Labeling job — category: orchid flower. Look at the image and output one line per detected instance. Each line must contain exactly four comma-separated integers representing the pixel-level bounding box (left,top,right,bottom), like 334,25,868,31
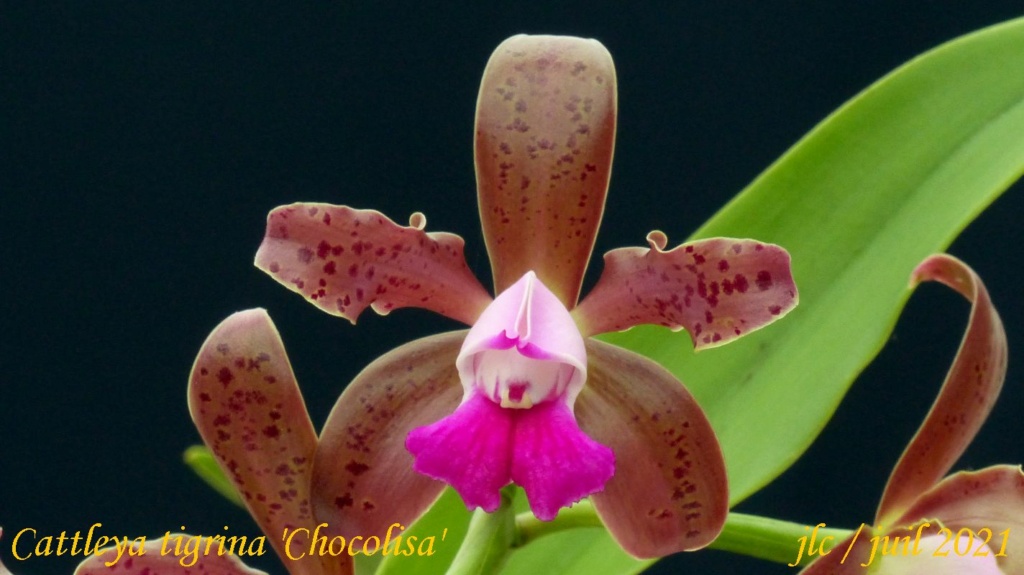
74,310,353,575
255,34,797,558
800,254,1024,575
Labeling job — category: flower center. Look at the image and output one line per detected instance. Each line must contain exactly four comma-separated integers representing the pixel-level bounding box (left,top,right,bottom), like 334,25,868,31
473,347,576,408
455,271,588,410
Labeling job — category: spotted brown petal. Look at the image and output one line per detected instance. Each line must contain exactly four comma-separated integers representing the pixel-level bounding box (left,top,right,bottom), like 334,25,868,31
576,339,728,558
894,466,1024,574
256,204,492,326
74,535,269,575
311,331,465,538
188,309,348,575
475,34,616,307
876,254,1007,526
573,234,797,348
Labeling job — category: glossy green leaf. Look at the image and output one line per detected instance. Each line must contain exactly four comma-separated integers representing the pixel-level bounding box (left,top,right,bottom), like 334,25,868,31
504,528,642,575
506,15,1024,575
373,488,472,575
605,14,1024,504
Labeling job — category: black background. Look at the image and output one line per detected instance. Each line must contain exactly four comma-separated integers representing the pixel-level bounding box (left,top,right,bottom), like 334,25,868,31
4,2,1023,574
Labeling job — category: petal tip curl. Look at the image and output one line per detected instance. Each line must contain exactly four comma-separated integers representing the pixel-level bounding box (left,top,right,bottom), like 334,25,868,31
575,236,798,349
877,253,1007,525
255,203,492,326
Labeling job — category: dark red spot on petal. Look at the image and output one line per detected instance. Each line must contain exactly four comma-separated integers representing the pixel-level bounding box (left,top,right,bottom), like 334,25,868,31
316,241,332,259
217,367,234,387
733,274,749,293
345,460,370,476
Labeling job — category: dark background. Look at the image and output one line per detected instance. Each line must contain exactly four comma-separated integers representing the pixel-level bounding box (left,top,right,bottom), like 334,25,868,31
3,2,1023,574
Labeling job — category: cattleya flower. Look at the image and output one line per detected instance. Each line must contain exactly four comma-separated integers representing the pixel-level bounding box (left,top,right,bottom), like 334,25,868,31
255,34,797,557
800,255,1024,575
73,311,352,575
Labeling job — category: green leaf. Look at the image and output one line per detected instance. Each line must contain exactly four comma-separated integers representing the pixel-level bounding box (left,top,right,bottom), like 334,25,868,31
608,14,1024,505
503,528,643,575
374,487,472,575
506,15,1024,575
182,445,244,507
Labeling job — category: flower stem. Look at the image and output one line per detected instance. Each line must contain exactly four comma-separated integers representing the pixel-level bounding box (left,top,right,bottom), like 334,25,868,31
513,501,603,548
445,486,517,575
514,504,853,567
710,513,853,566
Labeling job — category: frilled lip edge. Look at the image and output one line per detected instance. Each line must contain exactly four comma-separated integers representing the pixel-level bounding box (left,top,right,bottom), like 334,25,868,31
406,391,615,522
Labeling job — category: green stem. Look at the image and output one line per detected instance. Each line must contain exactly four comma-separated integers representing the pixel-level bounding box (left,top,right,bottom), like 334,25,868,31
711,513,853,567
445,486,517,575
513,501,603,548
514,504,853,567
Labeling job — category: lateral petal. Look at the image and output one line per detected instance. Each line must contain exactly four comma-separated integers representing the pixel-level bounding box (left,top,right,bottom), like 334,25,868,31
475,34,616,307
876,254,1007,525
74,535,269,575
894,466,1024,574
312,331,465,539
188,309,346,575
573,234,797,348
576,339,728,557
255,204,492,326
